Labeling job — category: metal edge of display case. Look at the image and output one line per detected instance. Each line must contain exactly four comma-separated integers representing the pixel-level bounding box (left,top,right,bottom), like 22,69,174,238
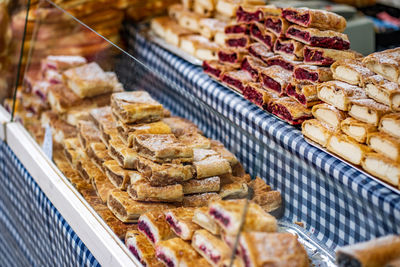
1,107,140,267
0,108,10,141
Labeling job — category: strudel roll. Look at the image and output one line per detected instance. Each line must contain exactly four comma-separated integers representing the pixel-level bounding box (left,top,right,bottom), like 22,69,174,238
331,59,374,86
164,207,200,240
194,1,214,17
91,170,115,203
177,9,205,33
89,106,117,147
182,193,222,207
77,154,102,183
265,55,303,72
165,21,194,47
108,190,174,223
225,34,251,49
336,235,400,267
251,189,282,214
236,5,280,23
362,153,400,187
194,148,232,178
264,15,290,38
128,180,184,203
96,208,137,240
219,182,249,199
302,119,335,147
317,81,367,111
286,82,320,107
312,103,347,129
162,116,201,137
41,55,86,71
269,97,313,125
199,18,227,40
108,138,139,169
168,4,185,21
203,60,235,80
282,7,347,32
364,75,400,111
362,47,400,84
249,22,276,51
111,91,164,124
273,38,304,61
125,230,163,267
239,232,309,267
243,82,280,109
240,55,268,82
192,207,220,235
218,49,246,68
247,43,274,63
215,0,265,18
304,46,361,66
294,65,333,83
379,113,400,139
192,229,232,266
349,99,390,126
180,35,220,60
182,176,220,194
117,121,172,147
138,210,176,246
208,199,277,235
221,70,253,93
368,132,400,162
77,120,101,150
178,132,211,149
151,16,173,39
103,160,134,190
340,118,377,143
225,23,248,35
327,133,371,165
210,140,239,167
259,65,292,95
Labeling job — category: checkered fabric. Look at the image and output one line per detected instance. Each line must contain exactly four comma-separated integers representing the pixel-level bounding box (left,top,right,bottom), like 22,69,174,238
0,140,99,267
120,23,400,250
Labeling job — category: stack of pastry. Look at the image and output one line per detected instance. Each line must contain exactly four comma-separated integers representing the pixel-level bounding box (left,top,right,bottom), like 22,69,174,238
125,199,309,267
302,47,400,189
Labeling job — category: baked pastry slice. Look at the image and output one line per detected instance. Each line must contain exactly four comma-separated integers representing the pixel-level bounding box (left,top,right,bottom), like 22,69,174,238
265,55,303,72
317,81,367,111
162,116,201,137
178,9,205,33
331,59,374,86
340,118,377,143
193,1,214,17
349,99,391,126
199,18,227,40
236,5,278,23
87,142,112,172
273,38,304,61
327,133,371,165
194,148,232,178
362,153,400,187
368,132,400,162
108,138,139,169
180,35,221,60
302,119,336,147
249,22,276,51
103,160,134,190
303,46,361,66
192,229,232,266
221,70,253,93
240,55,268,81
91,169,115,203
89,106,117,147
151,16,173,39
182,176,220,194
41,55,87,71
215,0,265,18
219,182,249,199
269,97,313,125
239,232,309,267
192,207,220,235
210,141,239,167
182,192,222,207
138,210,176,246
96,208,137,240
379,113,400,139
282,7,346,32
243,82,280,109
168,4,185,21
362,47,400,84
178,132,211,149
364,75,400,111
125,230,163,267
203,60,235,80
259,65,292,95
286,82,320,107
208,199,277,235
294,65,333,83
164,207,200,240
108,189,174,223
312,103,347,129
224,23,249,35
247,43,274,63
218,49,246,68
164,20,194,47
77,120,101,150
250,189,282,214
225,33,251,49
264,15,290,38
128,179,184,203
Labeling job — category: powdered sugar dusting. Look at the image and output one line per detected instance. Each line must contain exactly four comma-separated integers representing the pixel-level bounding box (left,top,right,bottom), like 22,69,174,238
351,98,391,111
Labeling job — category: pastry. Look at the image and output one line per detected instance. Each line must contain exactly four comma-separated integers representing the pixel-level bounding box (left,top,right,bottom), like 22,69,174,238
164,207,200,240
362,47,400,84
247,43,274,63
265,55,303,72
249,22,276,51
103,160,134,190
312,103,347,129
197,0,217,11
108,138,139,169
259,65,293,95
248,177,271,193
64,107,92,127
215,0,265,18
178,9,205,33
62,63,117,98
96,208,137,240
203,60,235,80
221,70,253,93
208,199,277,235
327,133,371,165
218,49,246,68
236,5,274,23
286,25,350,50
240,55,268,81
303,46,361,66
210,140,239,167
178,132,211,149
156,238,210,267
293,65,333,83
194,148,232,178
273,38,304,61
111,91,164,124
138,210,176,246
77,120,101,150
128,179,184,203
264,15,289,38
317,81,367,111
125,230,163,267
243,82,280,109
199,18,227,39
225,33,251,49
182,0,194,10
192,229,232,266
286,82,320,107
151,16,173,39
162,116,201,137
269,97,313,125
182,176,220,194
219,182,249,199
41,55,87,71
340,118,377,143
302,119,336,147
282,7,347,32
349,99,391,126
180,35,220,60
368,132,400,162
224,23,249,35
336,235,400,267
168,4,185,21
192,207,220,235
182,192,222,207
251,189,282,214
107,189,174,223
239,232,309,267
379,113,400,139
76,154,103,183
63,138,82,168
362,153,400,187
89,106,117,147
91,168,115,203
364,75,400,111
386,257,400,267
86,142,112,171
331,59,374,86
164,20,194,47
214,31,227,46
194,1,214,17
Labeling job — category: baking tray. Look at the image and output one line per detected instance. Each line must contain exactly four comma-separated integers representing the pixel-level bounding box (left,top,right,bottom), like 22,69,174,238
278,221,336,267
305,137,400,195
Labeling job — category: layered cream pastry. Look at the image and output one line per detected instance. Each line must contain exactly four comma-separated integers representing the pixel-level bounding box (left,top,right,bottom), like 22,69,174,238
303,46,361,66
362,153,400,187
182,176,220,194
218,49,246,68
221,70,253,93
265,55,303,71
138,210,176,246
331,59,374,86
178,9,205,33
193,148,231,178
340,118,377,143
199,18,227,39
317,81,367,111
362,47,400,84
273,38,304,61
293,65,333,83
286,82,319,107
243,82,280,109
89,106,117,147
349,99,390,126
364,75,400,111
302,119,335,147
125,230,163,267
259,65,293,95
128,179,183,203
151,16,173,39
180,35,220,60
192,207,220,235
219,182,249,199
368,132,400,162
379,113,400,139
215,0,265,18
249,22,276,51
247,43,274,63
264,15,289,38
164,207,200,240
327,133,371,165
240,55,268,82
203,60,235,80
164,20,194,47
103,160,134,190
312,103,347,129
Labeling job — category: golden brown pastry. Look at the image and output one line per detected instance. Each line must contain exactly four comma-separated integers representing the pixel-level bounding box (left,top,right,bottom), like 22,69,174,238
182,176,220,194
138,210,176,246
265,55,303,72
162,116,201,137
217,49,247,68
202,60,236,80
259,65,292,96
236,5,282,23
285,82,320,107
302,119,336,147
219,182,249,199
243,82,280,109
362,153,400,187
199,18,227,40
294,64,333,83
86,142,112,171
327,133,371,165
349,99,390,126
192,207,220,235
240,55,268,82
91,169,115,204
304,46,362,66
168,4,185,21
221,70,253,93
362,47,400,84
180,35,220,61
210,141,239,167
164,207,200,240
128,179,184,203
274,38,304,61
379,113,400,139
77,120,102,150
312,103,347,129
42,55,87,71
178,132,211,149
125,230,164,267
151,16,174,39
194,148,232,178
268,97,313,125
193,1,214,18
367,132,400,162
177,9,205,33
249,21,276,51
89,106,118,147
103,160,133,190
215,0,265,18
247,42,274,63
182,192,222,207
164,20,195,47
364,75,400,111
108,138,139,170
331,59,374,87
264,15,289,38
340,118,377,143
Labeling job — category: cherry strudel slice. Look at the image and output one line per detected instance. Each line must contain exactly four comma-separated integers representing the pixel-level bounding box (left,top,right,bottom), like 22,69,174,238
269,97,312,125
367,132,400,162
236,5,264,23
216,0,265,18
312,103,347,130
286,82,320,107
125,230,164,267
240,55,268,82
327,133,371,165
182,176,220,194
302,119,335,147
362,47,400,84
192,207,220,235
282,7,347,32
221,70,253,93
243,82,280,109
138,210,176,246
225,34,251,49
331,59,374,86
264,15,289,38
364,75,400,111
259,65,292,95
273,38,304,61
203,60,235,80
194,148,232,178
265,55,302,71
164,207,201,240
224,23,248,35
218,49,246,68
303,46,362,66
249,22,276,51
294,64,332,83
247,43,274,63
362,153,400,187
349,99,391,126
379,113,400,139
340,117,377,143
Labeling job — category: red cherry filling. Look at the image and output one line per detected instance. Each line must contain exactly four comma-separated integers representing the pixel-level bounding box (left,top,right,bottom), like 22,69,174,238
286,84,307,105
282,10,310,26
294,68,318,82
156,252,175,267
248,46,261,60
243,85,263,107
240,245,252,267
35,90,46,101
45,63,58,70
138,221,156,244
222,75,245,92
287,28,350,50
250,24,273,49
199,244,221,264
304,48,333,65
241,58,259,81
165,215,182,235
275,41,294,55
225,24,247,34
267,59,293,71
261,74,282,93
226,37,248,48
287,27,310,42
127,245,147,267
218,51,237,64
203,61,222,78
209,209,230,226
236,7,263,23
265,18,282,34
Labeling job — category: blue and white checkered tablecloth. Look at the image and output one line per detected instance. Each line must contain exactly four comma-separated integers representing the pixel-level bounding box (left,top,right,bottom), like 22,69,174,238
119,23,400,250
0,140,99,267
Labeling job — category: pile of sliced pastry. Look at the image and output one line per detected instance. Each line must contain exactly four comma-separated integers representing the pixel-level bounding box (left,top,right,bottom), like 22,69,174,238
302,47,400,189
